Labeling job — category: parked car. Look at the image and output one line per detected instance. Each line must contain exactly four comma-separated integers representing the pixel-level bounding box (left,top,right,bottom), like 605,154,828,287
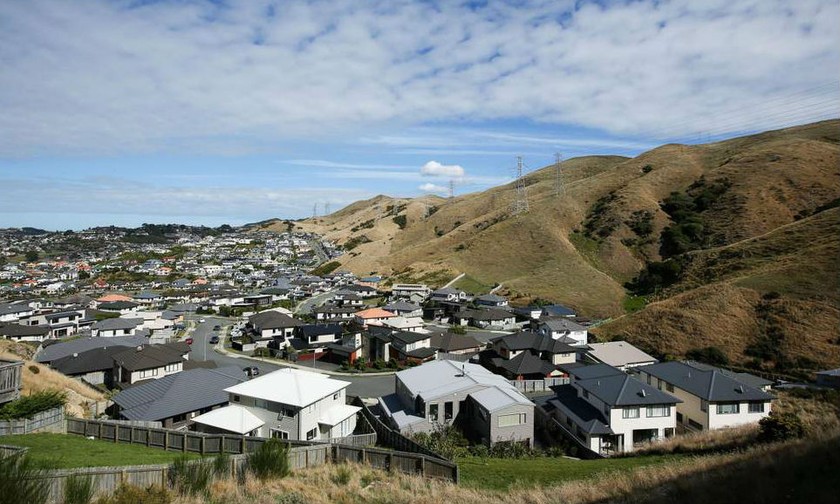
199,318,206,323
213,324,221,331
243,366,260,378
185,337,194,345
209,335,220,344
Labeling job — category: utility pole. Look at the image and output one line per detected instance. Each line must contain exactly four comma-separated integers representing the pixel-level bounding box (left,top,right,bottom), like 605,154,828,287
324,203,330,216
511,156,529,215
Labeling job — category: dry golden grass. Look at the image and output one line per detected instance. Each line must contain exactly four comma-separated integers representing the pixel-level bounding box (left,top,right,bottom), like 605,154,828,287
0,340,104,417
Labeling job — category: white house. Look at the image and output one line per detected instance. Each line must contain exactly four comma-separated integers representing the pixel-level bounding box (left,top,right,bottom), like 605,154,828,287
91,318,144,338
547,364,681,455
192,368,360,441
538,317,588,346
637,361,773,432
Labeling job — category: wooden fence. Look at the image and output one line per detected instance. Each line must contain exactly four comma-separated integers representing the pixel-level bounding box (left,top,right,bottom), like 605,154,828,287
352,396,448,461
0,359,23,404
509,377,569,394
28,432,457,502
0,406,66,436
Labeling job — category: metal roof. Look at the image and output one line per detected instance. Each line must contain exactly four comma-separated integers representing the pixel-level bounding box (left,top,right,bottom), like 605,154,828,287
548,385,613,435
35,335,149,363
586,341,658,368
191,404,264,434
576,373,682,407
224,368,350,407
641,361,774,402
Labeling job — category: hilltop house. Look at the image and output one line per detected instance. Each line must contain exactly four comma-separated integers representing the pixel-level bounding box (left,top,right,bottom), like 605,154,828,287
430,287,468,303
546,364,681,455
191,368,360,440
378,360,534,447
637,361,773,432
390,284,431,303
475,294,509,307
0,323,51,342
453,308,517,330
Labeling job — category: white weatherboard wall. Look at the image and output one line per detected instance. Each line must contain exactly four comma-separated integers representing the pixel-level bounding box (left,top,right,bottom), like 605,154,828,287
708,400,771,430
608,405,676,451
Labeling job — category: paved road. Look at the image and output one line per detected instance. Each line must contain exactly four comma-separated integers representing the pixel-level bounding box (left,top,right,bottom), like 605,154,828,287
184,314,394,399
295,289,336,315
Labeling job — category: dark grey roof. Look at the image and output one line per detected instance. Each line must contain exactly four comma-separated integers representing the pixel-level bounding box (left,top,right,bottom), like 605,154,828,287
468,308,514,321
566,363,626,381
36,335,149,363
45,310,83,321
429,332,482,352
641,361,773,402
405,347,438,359
133,291,161,300
50,346,126,375
493,331,578,355
392,330,431,344
248,310,303,329
0,303,33,316
493,351,557,377
817,368,840,377
541,305,576,317
0,323,50,338
113,343,186,371
99,301,139,310
300,324,343,338
576,373,681,407
92,318,143,331
683,361,773,389
383,301,422,312
540,317,586,332
113,366,244,421
548,385,613,435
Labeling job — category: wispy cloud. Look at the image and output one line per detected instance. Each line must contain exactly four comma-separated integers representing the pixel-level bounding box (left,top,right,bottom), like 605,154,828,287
0,0,836,157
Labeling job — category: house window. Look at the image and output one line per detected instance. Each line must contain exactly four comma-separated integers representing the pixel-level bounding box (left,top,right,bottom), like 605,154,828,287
700,400,708,412
270,429,289,440
716,403,740,415
665,383,674,393
429,404,439,422
444,401,453,420
664,428,675,438
582,390,589,399
306,428,317,441
498,413,527,427
164,363,179,372
622,407,640,419
688,419,704,431
255,399,268,409
232,395,240,403
333,393,340,400
748,402,765,414
646,405,670,417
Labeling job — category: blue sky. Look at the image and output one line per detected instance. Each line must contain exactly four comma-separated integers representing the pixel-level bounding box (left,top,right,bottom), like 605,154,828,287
1,0,838,230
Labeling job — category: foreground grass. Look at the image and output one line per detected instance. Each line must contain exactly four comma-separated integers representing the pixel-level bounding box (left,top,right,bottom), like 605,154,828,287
457,454,679,491
0,433,201,468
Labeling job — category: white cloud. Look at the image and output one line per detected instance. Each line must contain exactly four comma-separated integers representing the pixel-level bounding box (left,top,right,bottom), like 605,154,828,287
0,0,837,156
418,183,449,193
420,161,465,178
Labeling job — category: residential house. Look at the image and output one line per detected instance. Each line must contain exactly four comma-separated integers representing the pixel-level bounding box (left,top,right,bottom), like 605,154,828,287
816,368,840,389
0,323,50,342
547,364,680,455
541,304,576,318
43,310,84,338
378,360,534,447
354,307,397,328
381,316,426,333
637,361,774,432
295,324,343,350
455,308,517,330
98,301,140,315
343,284,378,298
35,335,149,364
191,368,360,440
91,318,144,337
430,332,484,356
537,317,588,346
133,291,164,307
430,287,468,303
50,346,127,387
313,305,356,323
486,330,578,380
390,284,431,302
586,341,658,371
326,331,364,365
0,302,35,323
112,343,189,386
112,367,245,429
382,301,423,318
247,310,304,348
475,294,509,308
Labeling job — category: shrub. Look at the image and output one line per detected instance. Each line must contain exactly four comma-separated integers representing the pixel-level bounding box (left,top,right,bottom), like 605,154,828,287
331,464,353,485
64,473,97,504
0,451,51,504
169,456,213,496
642,164,653,173
93,484,171,504
247,439,291,480
0,390,67,420
392,215,407,229
758,411,805,443
212,452,231,478
686,346,729,366
28,365,40,374
276,492,307,504
449,325,466,335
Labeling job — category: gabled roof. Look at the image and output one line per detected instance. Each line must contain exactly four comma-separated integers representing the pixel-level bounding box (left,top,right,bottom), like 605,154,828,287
429,332,482,352
548,385,613,435
113,343,185,371
641,361,773,402
576,373,681,407
50,346,126,375
114,367,244,421
299,324,343,338
0,323,50,338
224,368,350,407
540,317,586,332
36,335,149,363
566,363,626,380
390,330,431,345
541,304,576,317
92,318,143,331
493,351,557,377
396,360,531,408
683,361,773,390
191,404,264,434
248,310,303,330
99,301,140,310
383,301,422,312
493,331,578,355
468,308,514,322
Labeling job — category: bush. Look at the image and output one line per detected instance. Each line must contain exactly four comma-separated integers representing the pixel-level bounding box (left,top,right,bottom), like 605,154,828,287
686,346,729,366
28,365,40,374
0,390,67,420
64,473,97,504
169,456,213,496
392,215,407,229
642,164,653,173
0,451,51,504
212,452,231,478
93,484,171,504
247,438,291,480
331,464,353,485
276,492,307,504
758,411,805,443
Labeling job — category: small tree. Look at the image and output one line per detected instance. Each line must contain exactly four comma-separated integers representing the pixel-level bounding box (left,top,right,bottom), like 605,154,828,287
25,250,39,262
758,411,805,443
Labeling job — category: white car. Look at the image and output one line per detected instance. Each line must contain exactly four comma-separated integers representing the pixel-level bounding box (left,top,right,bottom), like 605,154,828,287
199,318,206,323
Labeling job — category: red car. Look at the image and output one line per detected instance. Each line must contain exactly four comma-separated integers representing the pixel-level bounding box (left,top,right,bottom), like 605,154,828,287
185,337,194,345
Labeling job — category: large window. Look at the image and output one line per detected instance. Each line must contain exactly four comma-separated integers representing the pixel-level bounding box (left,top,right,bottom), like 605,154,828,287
748,402,765,413
306,428,317,440
444,401,453,420
646,405,670,418
429,404,439,422
255,399,268,409
716,402,740,415
498,413,527,427
622,407,640,419
270,429,289,440
665,383,674,393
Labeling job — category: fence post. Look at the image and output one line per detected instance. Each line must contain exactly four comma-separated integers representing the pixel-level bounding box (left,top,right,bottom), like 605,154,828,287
419,455,425,475
98,422,102,440
387,452,393,472
130,427,134,444
164,432,169,451
183,433,187,453
200,436,206,455
146,427,151,447
114,425,119,443
240,437,245,454
220,435,226,454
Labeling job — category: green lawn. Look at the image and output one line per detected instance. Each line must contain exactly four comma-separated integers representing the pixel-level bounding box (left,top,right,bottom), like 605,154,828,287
457,454,681,491
0,433,202,469
622,294,647,313
451,275,493,296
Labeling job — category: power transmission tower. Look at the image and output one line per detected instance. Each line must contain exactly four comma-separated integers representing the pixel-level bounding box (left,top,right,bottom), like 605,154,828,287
554,152,564,197
324,203,331,216
449,179,455,199
312,203,317,219
511,156,529,215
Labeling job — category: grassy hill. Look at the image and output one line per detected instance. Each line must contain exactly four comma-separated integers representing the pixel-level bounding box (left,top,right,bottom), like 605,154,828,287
259,120,840,372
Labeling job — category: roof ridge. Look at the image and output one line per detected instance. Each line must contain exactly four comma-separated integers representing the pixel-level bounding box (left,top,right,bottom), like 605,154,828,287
616,374,631,404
